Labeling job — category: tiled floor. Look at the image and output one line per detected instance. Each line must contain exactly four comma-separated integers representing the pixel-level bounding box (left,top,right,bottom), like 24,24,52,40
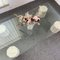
14,32,60,60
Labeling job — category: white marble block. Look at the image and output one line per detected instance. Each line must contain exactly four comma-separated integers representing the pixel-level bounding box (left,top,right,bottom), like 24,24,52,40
36,5,48,18
2,0,9,5
0,0,9,8
50,21,60,33
0,0,4,7
6,46,20,58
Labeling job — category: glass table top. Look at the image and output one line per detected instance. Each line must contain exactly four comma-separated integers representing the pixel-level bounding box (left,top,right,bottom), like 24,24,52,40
0,2,60,60
0,2,60,55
